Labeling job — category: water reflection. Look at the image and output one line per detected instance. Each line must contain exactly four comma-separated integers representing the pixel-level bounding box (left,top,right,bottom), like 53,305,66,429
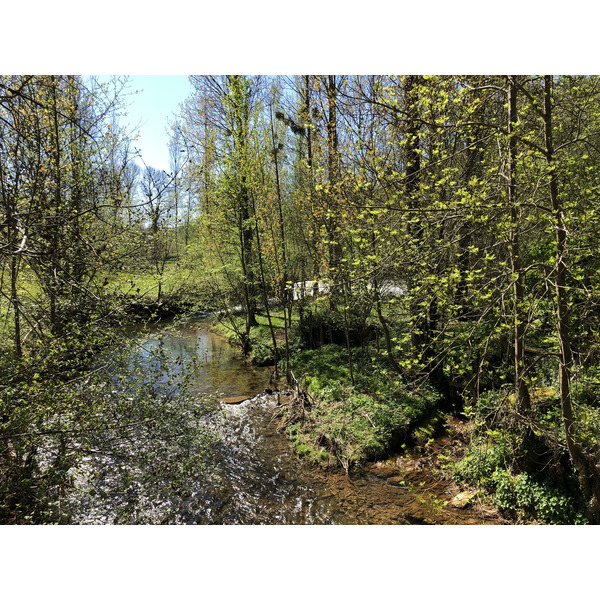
137,322,273,397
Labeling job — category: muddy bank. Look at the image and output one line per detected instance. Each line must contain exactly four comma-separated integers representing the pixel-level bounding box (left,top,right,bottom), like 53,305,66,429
294,416,507,525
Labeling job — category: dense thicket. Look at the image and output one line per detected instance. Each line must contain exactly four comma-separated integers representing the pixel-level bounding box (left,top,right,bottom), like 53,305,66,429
177,75,600,521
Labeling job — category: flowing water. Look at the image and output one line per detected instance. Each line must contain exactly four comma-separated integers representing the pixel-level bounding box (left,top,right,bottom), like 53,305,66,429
68,318,491,525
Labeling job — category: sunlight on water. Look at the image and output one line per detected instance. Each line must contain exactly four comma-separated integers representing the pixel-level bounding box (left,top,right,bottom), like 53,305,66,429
68,320,439,525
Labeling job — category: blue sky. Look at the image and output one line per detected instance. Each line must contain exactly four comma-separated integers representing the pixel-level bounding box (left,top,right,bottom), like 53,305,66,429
118,75,192,173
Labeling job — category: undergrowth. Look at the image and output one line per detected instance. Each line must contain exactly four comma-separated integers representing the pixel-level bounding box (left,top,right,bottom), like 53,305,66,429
449,388,593,524
284,345,440,470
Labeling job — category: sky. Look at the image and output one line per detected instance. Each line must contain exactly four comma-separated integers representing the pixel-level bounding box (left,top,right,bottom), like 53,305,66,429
116,75,192,174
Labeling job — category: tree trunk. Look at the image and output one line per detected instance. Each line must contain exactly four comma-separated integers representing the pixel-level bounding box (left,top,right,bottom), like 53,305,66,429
49,76,62,334
270,102,291,381
239,177,258,328
10,254,22,358
252,200,279,379
544,75,600,520
508,75,531,413
375,295,401,375
325,75,342,291
404,76,426,360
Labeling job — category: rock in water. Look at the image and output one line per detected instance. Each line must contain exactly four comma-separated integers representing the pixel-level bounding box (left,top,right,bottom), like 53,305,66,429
386,476,406,486
450,491,477,508
219,396,250,404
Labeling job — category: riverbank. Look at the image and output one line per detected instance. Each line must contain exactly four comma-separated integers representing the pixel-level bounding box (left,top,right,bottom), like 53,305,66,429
203,313,508,524
207,303,596,525
277,399,508,524
128,307,569,524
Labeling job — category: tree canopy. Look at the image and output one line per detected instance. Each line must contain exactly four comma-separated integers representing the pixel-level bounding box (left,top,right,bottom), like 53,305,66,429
3,75,600,523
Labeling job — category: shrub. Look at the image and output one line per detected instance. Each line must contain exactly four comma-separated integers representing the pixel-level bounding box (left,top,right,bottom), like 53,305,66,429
492,471,588,524
452,434,589,524
250,340,276,366
452,439,510,487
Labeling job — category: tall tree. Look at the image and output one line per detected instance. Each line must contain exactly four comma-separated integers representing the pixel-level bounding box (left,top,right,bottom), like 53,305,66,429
183,75,263,349
542,75,600,518
507,75,531,412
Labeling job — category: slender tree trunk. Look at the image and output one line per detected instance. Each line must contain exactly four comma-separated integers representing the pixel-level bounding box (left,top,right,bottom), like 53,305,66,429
404,76,426,360
230,76,258,329
303,76,319,283
49,76,62,333
305,76,313,181
67,76,84,289
10,254,22,359
203,98,211,217
240,176,258,328
324,75,341,298
0,132,23,358
270,102,291,381
252,198,279,379
185,190,191,246
238,207,254,348
375,295,401,375
325,75,341,287
343,305,355,386
326,76,338,178
544,75,600,520
508,75,531,412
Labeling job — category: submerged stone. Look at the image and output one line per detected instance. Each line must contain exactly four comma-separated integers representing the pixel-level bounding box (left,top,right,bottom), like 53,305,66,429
219,396,250,404
451,491,477,508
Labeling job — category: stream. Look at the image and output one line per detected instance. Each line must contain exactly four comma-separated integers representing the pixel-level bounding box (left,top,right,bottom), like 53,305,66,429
67,318,493,525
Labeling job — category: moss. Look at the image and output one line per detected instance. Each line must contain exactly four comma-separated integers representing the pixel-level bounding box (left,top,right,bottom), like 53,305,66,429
285,345,440,469
295,444,311,457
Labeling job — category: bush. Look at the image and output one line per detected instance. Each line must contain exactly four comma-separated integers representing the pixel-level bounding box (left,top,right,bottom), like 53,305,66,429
493,471,588,524
452,434,589,524
250,340,276,366
452,439,511,488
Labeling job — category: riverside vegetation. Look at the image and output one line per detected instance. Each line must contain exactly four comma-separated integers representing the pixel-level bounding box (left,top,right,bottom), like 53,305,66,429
2,75,600,524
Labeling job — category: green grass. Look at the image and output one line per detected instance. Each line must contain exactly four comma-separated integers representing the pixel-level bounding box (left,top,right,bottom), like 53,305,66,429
285,345,440,469
103,262,197,298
